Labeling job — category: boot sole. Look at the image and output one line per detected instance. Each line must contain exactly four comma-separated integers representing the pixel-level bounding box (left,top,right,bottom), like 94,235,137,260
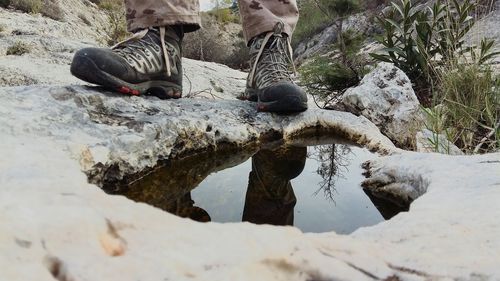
246,88,308,114
71,55,182,99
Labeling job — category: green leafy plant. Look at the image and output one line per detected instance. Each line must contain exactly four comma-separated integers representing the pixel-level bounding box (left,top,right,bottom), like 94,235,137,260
370,0,491,104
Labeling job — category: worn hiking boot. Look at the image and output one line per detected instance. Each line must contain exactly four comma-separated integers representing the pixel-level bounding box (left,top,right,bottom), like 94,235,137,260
71,26,183,99
242,22,308,113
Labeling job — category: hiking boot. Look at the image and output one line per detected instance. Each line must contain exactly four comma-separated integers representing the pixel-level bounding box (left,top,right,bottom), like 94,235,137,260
242,22,308,113
71,26,183,99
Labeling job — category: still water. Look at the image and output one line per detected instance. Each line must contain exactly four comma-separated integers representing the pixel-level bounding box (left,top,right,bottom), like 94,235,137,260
108,141,406,233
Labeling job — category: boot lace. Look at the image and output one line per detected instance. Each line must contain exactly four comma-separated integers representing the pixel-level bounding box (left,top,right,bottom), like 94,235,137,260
248,22,297,89
111,27,173,76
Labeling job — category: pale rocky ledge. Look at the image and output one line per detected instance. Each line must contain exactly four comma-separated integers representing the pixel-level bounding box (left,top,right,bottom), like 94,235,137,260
1,5,500,281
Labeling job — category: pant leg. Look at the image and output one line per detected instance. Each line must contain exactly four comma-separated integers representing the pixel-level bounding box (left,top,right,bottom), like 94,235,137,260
124,0,201,33
238,0,299,43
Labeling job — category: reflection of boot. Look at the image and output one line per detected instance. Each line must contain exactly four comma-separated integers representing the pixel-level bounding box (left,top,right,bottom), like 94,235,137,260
242,146,307,226
169,193,211,223
363,189,409,220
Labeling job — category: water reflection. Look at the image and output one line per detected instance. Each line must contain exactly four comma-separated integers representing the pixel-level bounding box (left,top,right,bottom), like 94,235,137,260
105,141,408,233
242,146,306,226
310,144,352,202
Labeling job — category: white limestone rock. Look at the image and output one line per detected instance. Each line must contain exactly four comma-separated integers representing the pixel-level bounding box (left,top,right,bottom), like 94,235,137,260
415,129,464,155
0,84,395,185
1,111,499,280
1,4,500,280
341,63,424,148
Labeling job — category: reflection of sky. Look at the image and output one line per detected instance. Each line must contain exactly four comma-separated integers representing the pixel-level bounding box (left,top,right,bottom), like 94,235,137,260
191,145,384,234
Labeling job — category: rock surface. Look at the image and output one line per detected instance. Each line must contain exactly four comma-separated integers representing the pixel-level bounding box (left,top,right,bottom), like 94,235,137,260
2,3,500,281
0,83,395,185
294,13,374,64
1,83,499,280
340,63,424,148
415,129,464,155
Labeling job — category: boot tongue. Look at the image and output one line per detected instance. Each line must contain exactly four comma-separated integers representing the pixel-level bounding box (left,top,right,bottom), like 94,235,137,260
149,26,181,42
250,33,286,56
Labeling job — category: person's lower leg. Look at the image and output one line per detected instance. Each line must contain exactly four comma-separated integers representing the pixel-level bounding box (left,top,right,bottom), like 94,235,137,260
238,0,307,113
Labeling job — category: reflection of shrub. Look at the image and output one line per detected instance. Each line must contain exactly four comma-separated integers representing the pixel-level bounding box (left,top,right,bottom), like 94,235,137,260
6,41,31,55
10,0,42,13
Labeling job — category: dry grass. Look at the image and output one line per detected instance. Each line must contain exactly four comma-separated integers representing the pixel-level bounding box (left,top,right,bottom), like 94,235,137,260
429,64,500,153
183,12,249,70
6,41,31,55
78,13,91,26
98,0,128,46
41,0,64,21
10,0,42,13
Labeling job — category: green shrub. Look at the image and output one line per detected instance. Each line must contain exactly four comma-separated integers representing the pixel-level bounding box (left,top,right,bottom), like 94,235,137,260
431,64,500,153
0,0,10,8
370,0,489,104
300,30,367,107
10,0,42,13
6,41,31,55
298,0,366,107
207,8,239,24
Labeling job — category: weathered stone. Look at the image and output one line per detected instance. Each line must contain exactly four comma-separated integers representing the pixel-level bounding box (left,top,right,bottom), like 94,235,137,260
1,91,499,280
340,63,424,148
415,129,464,155
0,83,395,185
1,3,500,281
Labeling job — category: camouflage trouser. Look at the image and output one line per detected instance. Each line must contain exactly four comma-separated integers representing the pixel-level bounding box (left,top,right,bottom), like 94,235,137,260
124,0,299,42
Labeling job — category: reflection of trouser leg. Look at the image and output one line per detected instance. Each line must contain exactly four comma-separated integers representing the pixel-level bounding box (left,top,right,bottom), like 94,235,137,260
124,0,201,32
242,146,306,226
166,193,212,223
238,0,299,43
